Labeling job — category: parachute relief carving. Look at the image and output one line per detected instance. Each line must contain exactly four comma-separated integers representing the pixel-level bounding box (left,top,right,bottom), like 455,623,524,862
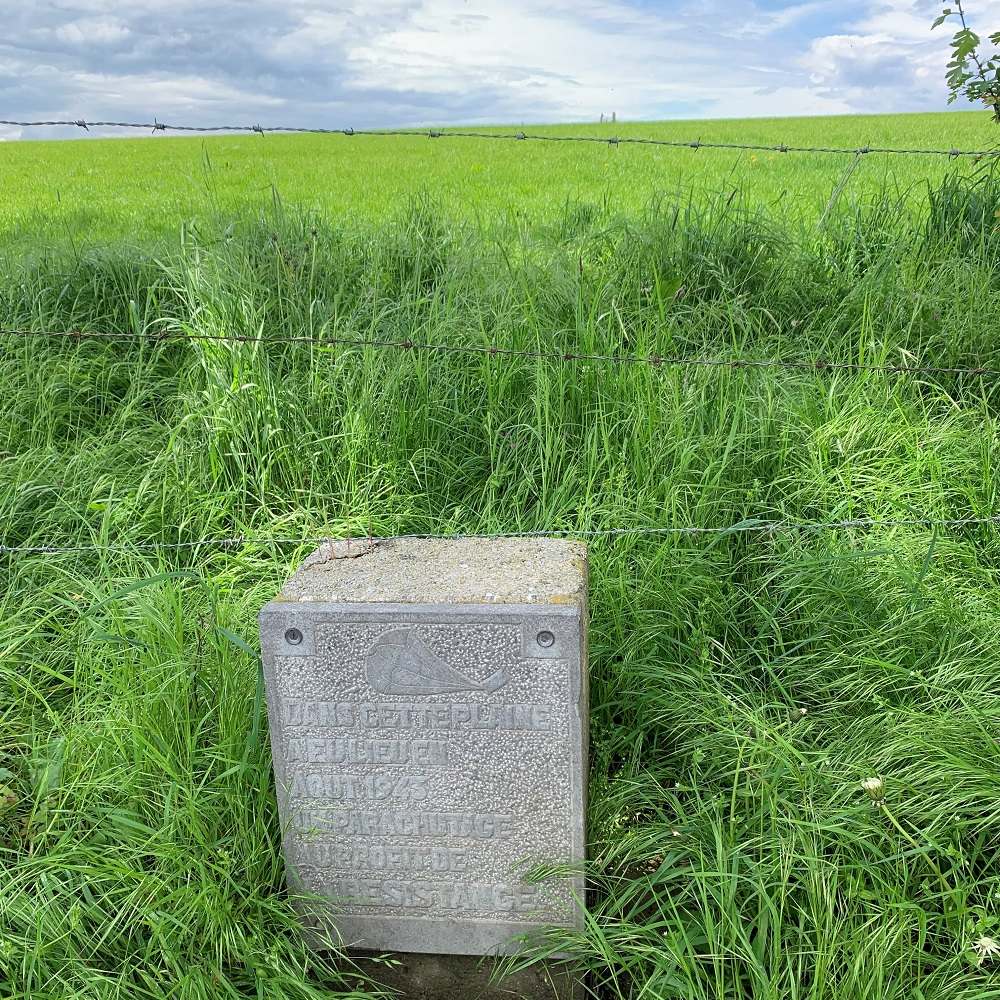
366,628,511,695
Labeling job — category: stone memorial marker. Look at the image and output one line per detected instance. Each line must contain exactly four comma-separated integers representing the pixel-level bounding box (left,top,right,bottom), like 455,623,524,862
259,536,587,988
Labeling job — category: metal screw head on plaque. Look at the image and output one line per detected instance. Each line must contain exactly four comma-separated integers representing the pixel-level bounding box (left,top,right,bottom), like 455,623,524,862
258,536,588,958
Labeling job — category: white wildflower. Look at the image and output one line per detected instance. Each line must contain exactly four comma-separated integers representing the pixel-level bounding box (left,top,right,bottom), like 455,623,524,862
861,776,885,805
974,936,1000,966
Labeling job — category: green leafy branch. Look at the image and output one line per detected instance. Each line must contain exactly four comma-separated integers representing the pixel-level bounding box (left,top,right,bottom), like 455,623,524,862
934,1,1000,122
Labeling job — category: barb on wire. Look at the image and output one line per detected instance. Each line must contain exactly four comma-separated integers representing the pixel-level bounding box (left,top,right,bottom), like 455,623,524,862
1,118,998,158
2,514,999,557
3,326,1000,381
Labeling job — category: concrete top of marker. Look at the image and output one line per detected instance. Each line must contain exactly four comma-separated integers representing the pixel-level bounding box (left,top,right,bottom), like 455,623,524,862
276,536,587,606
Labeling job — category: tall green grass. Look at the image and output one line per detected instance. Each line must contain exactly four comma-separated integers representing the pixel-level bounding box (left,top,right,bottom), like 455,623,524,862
2,169,1000,998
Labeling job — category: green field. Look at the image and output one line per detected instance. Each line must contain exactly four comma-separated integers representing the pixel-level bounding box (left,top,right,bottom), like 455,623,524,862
0,111,997,247
2,111,1000,999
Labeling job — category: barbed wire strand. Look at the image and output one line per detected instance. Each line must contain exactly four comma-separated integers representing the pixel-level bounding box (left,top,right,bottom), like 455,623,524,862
0,119,997,158
3,514,1000,556
4,327,1000,380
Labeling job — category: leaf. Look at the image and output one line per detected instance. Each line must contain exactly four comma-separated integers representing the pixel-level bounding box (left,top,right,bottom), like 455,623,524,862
947,67,972,89
84,570,205,616
243,662,266,766
953,28,981,61
30,737,64,798
703,517,775,551
909,528,938,610
105,810,157,840
212,627,268,767
0,783,17,813
215,626,256,657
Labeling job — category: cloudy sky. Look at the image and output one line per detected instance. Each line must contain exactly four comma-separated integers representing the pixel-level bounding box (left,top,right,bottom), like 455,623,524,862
1,0,998,139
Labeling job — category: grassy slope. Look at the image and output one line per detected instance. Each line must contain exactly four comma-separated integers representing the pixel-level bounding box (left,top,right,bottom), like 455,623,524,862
0,111,997,247
2,121,1000,999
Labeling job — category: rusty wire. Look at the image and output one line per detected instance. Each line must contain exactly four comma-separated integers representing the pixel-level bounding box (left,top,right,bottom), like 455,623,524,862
3,515,1000,557
4,327,1000,380
1,118,998,158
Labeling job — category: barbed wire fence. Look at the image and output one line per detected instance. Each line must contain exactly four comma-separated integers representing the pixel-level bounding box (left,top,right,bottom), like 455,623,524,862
5,515,1000,557
2,117,999,158
2,114,999,559
4,327,1000,379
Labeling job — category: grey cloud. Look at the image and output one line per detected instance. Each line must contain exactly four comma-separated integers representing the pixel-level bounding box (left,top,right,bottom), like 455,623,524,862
2,1,447,128
0,0,969,138
3,0,599,132
802,31,950,112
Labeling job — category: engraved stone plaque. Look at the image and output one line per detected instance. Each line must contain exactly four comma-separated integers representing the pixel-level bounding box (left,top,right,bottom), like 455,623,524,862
259,537,588,956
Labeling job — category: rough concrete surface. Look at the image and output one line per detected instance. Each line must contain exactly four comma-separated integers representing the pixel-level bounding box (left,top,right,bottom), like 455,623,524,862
258,536,587,973
275,536,588,606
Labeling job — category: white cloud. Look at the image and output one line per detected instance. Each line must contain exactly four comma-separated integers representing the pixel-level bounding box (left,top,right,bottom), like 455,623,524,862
346,0,690,117
803,0,1000,111
0,0,993,135
857,0,1000,40
729,0,841,39
344,0,854,122
55,17,130,45
67,71,287,109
